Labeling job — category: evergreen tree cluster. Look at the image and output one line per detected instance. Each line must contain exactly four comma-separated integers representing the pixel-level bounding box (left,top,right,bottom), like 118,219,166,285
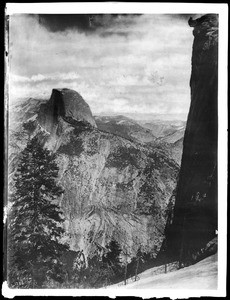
8,136,69,288
59,240,156,288
69,240,123,288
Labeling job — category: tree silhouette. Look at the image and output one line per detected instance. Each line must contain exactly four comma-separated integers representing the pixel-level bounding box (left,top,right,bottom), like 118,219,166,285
102,239,122,282
8,136,69,288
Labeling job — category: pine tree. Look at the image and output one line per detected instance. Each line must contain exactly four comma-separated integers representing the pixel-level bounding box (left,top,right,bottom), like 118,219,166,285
104,240,121,267
102,239,123,283
22,120,37,140
8,136,69,288
134,246,142,280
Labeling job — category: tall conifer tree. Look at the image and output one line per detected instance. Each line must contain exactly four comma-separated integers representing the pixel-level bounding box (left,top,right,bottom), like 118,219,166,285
8,136,69,288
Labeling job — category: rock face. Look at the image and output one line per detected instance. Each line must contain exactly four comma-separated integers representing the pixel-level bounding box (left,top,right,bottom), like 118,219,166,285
164,14,218,262
9,89,179,263
55,128,179,262
37,88,97,135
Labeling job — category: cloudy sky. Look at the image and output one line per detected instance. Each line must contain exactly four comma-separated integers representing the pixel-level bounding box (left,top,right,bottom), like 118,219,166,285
8,14,196,119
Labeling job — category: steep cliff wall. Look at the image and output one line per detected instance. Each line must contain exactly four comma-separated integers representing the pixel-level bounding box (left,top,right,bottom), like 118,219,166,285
55,128,178,262
164,14,218,262
10,88,179,263
41,107,179,261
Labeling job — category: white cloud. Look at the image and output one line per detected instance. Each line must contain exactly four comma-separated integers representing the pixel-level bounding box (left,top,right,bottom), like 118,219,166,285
8,14,194,117
10,72,80,83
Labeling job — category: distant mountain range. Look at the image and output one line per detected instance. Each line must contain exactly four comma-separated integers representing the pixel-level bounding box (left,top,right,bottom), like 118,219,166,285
94,114,185,165
97,112,188,122
139,119,186,139
94,115,157,144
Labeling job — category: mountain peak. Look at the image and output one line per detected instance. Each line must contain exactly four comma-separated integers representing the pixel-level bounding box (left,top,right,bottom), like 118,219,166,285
37,88,97,135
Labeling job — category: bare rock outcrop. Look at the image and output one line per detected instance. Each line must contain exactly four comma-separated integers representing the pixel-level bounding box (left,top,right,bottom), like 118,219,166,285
37,88,96,135
164,14,218,263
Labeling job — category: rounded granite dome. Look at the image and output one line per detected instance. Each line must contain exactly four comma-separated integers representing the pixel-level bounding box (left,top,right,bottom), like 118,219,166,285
51,88,96,127
38,88,97,134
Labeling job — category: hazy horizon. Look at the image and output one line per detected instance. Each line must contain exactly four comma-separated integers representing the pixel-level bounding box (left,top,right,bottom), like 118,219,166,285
94,111,188,122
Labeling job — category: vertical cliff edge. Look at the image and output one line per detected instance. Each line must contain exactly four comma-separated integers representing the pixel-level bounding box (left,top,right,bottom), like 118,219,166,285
163,14,218,263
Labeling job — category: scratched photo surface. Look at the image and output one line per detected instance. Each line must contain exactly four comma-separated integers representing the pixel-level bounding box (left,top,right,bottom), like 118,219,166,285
4,4,227,298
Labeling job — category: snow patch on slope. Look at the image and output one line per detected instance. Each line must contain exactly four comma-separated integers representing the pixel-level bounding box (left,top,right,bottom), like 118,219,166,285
107,254,217,290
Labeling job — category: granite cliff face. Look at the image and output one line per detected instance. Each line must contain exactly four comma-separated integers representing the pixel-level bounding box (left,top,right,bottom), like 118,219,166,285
164,14,218,262
55,128,178,262
38,88,97,135
9,88,179,263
